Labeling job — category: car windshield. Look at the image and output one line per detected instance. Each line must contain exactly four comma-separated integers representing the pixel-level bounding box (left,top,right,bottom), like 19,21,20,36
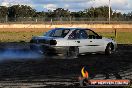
44,28,70,38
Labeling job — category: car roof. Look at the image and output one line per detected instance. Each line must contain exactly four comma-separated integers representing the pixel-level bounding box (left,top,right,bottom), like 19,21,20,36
54,28,91,30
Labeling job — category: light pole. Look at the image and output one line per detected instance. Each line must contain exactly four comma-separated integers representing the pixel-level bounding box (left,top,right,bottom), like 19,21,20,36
108,0,111,24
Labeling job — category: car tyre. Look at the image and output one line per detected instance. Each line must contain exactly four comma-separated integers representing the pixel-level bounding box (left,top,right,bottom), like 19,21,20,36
30,45,45,54
105,43,113,55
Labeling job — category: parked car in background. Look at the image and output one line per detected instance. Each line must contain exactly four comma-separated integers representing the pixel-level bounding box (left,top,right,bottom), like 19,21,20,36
30,28,117,58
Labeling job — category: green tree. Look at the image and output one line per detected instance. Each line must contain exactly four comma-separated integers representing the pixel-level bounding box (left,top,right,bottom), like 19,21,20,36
0,6,8,18
84,6,112,20
8,5,36,21
53,8,70,18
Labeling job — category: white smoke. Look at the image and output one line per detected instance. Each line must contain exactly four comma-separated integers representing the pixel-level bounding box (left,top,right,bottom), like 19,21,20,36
0,48,43,61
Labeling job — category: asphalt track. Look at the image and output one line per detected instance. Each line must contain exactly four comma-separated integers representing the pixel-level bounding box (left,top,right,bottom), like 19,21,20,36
0,43,131,88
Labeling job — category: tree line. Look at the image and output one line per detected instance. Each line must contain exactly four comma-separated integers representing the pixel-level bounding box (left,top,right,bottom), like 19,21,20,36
0,5,132,21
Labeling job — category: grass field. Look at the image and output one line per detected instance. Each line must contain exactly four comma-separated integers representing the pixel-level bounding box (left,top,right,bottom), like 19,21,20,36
0,32,42,42
0,28,132,44
99,32,132,44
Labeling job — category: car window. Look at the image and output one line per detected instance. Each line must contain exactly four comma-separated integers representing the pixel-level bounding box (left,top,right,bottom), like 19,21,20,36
85,30,99,39
43,30,52,36
78,30,88,39
62,29,70,37
68,30,77,39
68,30,88,39
44,28,70,38
53,30,63,37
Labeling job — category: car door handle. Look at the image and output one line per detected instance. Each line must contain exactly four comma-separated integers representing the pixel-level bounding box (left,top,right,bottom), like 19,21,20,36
90,41,92,42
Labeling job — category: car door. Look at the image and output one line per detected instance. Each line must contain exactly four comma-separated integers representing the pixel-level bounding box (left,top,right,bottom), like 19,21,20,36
85,29,105,52
68,29,89,53
68,29,105,53
76,30,90,53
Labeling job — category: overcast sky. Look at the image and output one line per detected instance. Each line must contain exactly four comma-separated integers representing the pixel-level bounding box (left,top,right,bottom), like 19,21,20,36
0,0,132,13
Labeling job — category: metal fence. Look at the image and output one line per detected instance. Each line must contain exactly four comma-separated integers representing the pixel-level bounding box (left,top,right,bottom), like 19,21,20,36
0,17,132,24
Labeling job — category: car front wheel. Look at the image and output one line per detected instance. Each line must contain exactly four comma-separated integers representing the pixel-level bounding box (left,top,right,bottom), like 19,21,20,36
105,43,113,55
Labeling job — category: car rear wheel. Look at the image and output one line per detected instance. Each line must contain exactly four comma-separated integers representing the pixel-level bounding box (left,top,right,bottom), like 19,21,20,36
30,45,45,54
65,46,79,58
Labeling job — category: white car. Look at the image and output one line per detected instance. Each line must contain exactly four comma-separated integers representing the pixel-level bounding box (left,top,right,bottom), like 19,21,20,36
30,28,117,58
